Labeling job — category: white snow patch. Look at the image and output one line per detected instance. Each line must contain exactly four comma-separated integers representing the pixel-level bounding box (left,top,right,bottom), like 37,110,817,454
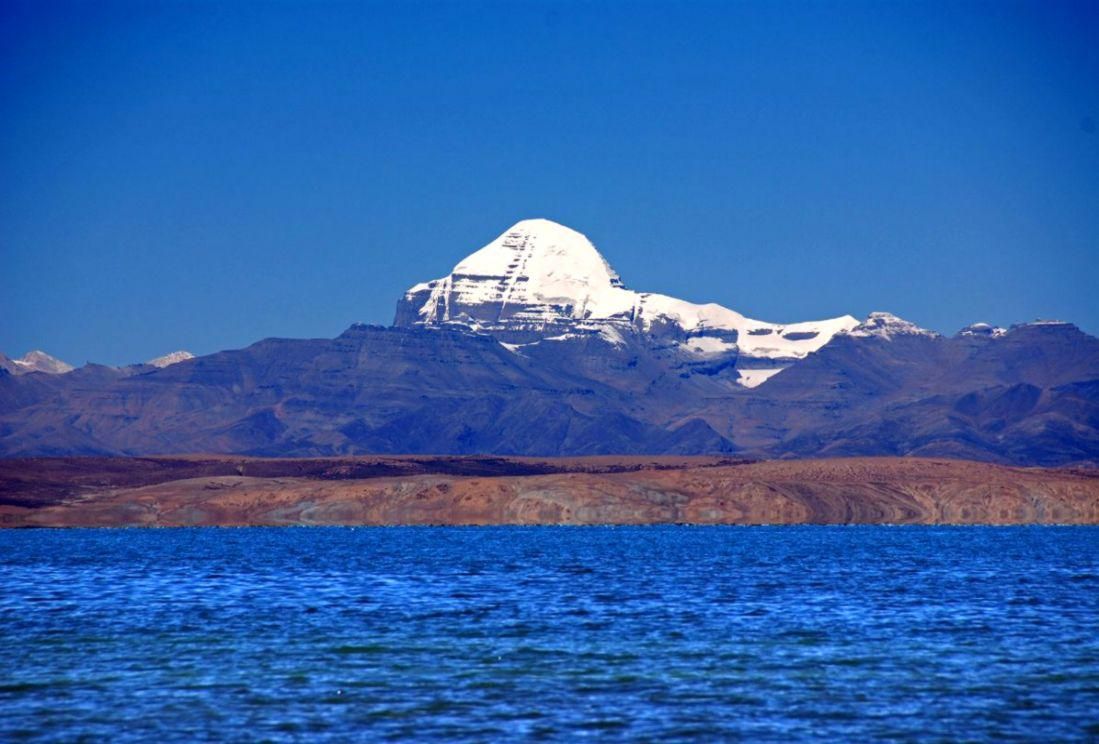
1020,319,1072,327
737,367,786,388
958,323,1006,338
147,350,195,368
684,336,737,355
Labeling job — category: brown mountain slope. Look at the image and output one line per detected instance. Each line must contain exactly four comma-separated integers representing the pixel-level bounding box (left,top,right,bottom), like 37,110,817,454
2,456,1096,527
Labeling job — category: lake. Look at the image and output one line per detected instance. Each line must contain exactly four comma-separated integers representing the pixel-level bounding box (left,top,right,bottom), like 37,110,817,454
2,527,1097,741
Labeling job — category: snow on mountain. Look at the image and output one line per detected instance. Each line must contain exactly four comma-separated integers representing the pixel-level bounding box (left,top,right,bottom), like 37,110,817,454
147,351,195,368
1015,319,1074,329
843,312,938,340
737,367,787,388
396,218,858,363
9,350,74,375
958,323,1007,338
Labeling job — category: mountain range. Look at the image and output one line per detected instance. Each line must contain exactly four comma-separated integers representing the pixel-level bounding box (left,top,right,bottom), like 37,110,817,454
3,218,1097,465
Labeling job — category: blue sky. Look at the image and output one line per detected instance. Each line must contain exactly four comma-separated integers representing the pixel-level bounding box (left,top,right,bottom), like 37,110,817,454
2,0,1097,366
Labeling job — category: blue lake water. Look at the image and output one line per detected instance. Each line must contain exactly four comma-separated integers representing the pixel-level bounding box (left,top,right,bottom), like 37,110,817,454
2,527,1098,741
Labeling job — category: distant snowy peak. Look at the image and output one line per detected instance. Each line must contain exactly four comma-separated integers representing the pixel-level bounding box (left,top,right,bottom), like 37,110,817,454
940,320,1077,340
395,218,858,362
1013,319,1075,330
147,351,195,368
958,322,1007,338
844,312,939,340
9,350,74,375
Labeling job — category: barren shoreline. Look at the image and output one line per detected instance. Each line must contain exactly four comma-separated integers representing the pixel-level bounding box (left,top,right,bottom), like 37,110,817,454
1,455,1095,528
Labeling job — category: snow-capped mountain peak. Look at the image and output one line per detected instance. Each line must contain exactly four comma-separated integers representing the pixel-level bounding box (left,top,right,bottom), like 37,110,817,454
10,350,74,375
394,218,858,364
400,219,627,330
147,351,195,368
844,312,938,340
449,218,623,301
958,322,1006,338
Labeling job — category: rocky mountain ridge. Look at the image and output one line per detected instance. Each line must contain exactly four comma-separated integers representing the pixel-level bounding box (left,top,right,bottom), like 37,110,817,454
0,349,195,376
0,350,74,376
2,219,1097,465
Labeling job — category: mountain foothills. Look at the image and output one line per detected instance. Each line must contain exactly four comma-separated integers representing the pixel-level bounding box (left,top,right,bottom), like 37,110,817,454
2,219,1098,465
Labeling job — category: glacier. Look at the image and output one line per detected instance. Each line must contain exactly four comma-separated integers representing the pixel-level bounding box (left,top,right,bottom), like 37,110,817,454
395,218,860,378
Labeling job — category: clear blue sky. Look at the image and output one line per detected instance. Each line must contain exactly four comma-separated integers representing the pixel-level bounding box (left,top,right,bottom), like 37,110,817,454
2,1,1097,366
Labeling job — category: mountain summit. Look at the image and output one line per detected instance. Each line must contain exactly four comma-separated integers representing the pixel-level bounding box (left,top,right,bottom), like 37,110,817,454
0,350,74,375
395,219,858,374
146,351,195,368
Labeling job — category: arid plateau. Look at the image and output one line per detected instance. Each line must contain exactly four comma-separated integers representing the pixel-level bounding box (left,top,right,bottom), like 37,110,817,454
3,455,1097,528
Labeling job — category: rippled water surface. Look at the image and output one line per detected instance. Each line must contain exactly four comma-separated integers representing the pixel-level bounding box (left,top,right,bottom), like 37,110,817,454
2,527,1098,741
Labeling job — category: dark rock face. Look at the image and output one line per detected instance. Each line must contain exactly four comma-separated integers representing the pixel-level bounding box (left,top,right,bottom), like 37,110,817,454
735,322,1099,465
0,325,739,458
2,321,1098,465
